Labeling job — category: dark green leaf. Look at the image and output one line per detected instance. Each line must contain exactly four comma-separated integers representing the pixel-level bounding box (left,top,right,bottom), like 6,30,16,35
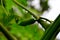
41,14,60,40
9,23,44,40
40,0,49,12
16,18,36,26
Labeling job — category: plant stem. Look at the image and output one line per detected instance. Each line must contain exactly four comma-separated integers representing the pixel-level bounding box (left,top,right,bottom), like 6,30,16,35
40,17,52,23
0,23,17,40
50,27,60,40
13,0,52,29
13,0,39,20
41,14,60,40
13,0,52,22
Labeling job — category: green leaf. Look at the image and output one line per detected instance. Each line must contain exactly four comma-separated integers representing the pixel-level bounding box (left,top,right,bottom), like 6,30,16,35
13,0,39,19
17,0,27,6
0,6,7,22
41,14,60,40
3,0,14,11
9,23,44,40
16,18,36,26
0,6,14,26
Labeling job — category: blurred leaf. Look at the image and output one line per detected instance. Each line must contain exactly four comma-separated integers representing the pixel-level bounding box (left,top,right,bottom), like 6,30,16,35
13,0,39,19
2,0,14,11
16,18,36,26
29,7,42,16
0,6,7,23
0,0,59,40
9,23,44,40
40,0,49,12
17,0,27,6
0,6,14,26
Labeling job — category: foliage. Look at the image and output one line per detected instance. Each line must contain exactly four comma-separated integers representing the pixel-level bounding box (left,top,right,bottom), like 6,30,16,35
0,0,60,40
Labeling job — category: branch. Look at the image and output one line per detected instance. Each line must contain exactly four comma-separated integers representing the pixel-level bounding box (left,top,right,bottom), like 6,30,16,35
40,17,52,23
13,0,52,30
13,0,39,20
0,23,17,40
